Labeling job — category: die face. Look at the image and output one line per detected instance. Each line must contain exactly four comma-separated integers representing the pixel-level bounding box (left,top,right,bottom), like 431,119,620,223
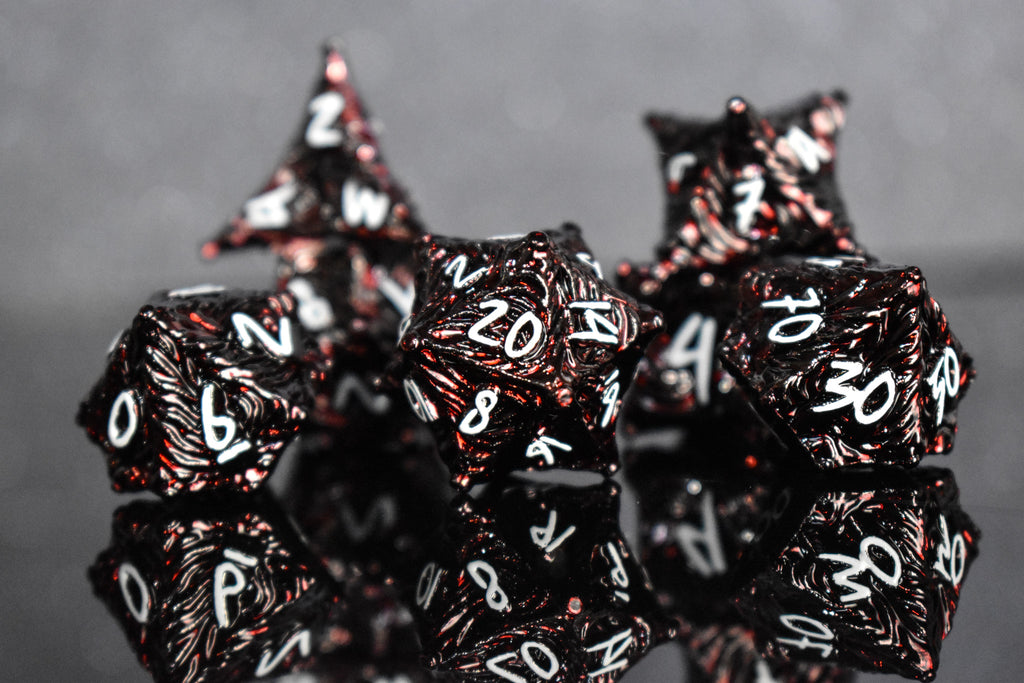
397,230,661,487
203,41,423,261
89,494,339,683
283,431,450,584
412,482,673,681
77,289,326,495
646,92,858,269
686,621,854,683
719,258,973,469
737,468,980,681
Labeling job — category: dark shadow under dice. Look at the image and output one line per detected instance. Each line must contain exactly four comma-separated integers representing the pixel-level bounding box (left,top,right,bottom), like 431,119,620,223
203,40,424,263
412,481,676,681
77,287,326,495
646,91,858,270
89,493,339,683
395,230,661,488
719,258,974,470
736,468,980,681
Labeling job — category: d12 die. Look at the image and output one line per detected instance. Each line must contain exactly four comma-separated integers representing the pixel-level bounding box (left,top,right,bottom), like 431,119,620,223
646,91,858,269
77,287,327,495
396,230,661,487
736,468,980,681
719,258,974,469
203,40,424,262
412,481,675,680
89,493,339,683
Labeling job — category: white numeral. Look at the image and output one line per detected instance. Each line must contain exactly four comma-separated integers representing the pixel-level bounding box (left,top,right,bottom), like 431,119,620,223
214,548,258,627
663,313,717,406
585,629,633,677
605,541,630,603
468,300,545,359
486,641,559,682
784,126,831,173
243,181,297,229
733,174,765,236
231,312,294,357
415,562,442,609
569,301,619,345
820,536,902,604
341,180,390,230
376,270,415,317
444,254,487,289
339,495,398,543
762,287,823,344
667,151,697,188
575,252,604,280
530,510,576,554
200,383,252,464
459,389,499,435
108,389,139,449
599,370,621,428
467,559,509,612
117,562,150,623
927,347,960,426
674,493,727,578
305,91,345,148
812,360,897,425
933,515,966,586
254,630,312,677
525,435,572,466
402,378,438,423
333,373,391,415
777,614,834,657
286,278,334,331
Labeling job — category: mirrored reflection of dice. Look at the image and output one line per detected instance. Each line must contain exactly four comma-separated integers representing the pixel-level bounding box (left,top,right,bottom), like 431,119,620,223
412,481,676,681
646,91,857,269
203,40,424,262
626,423,790,624
283,428,450,585
76,287,327,496
396,229,662,488
737,468,980,681
89,493,339,683
719,259,974,469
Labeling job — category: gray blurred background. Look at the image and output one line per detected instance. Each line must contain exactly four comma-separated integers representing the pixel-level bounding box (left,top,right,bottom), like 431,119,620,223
2,2,1022,681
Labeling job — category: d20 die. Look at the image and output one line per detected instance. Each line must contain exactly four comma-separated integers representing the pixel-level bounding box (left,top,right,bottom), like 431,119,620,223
396,230,661,487
719,258,974,469
412,482,674,680
77,287,327,495
736,468,980,681
89,494,339,683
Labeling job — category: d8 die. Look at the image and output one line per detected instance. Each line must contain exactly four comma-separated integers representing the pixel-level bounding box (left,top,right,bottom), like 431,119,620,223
736,468,980,681
396,230,661,487
719,258,974,469
89,494,339,683
412,481,675,680
77,287,327,495
646,91,858,269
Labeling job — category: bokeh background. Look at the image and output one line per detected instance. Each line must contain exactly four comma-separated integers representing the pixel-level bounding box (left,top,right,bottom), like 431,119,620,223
2,2,1022,681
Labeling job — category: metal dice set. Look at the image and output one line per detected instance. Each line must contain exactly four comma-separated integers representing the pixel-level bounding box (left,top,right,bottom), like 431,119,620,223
79,43,978,683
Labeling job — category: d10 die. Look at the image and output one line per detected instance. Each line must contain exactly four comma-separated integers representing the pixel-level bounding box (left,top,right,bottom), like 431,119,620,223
203,40,424,263
89,494,339,683
77,287,327,495
719,258,974,469
396,230,661,487
736,468,980,681
646,91,858,269
412,481,675,680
